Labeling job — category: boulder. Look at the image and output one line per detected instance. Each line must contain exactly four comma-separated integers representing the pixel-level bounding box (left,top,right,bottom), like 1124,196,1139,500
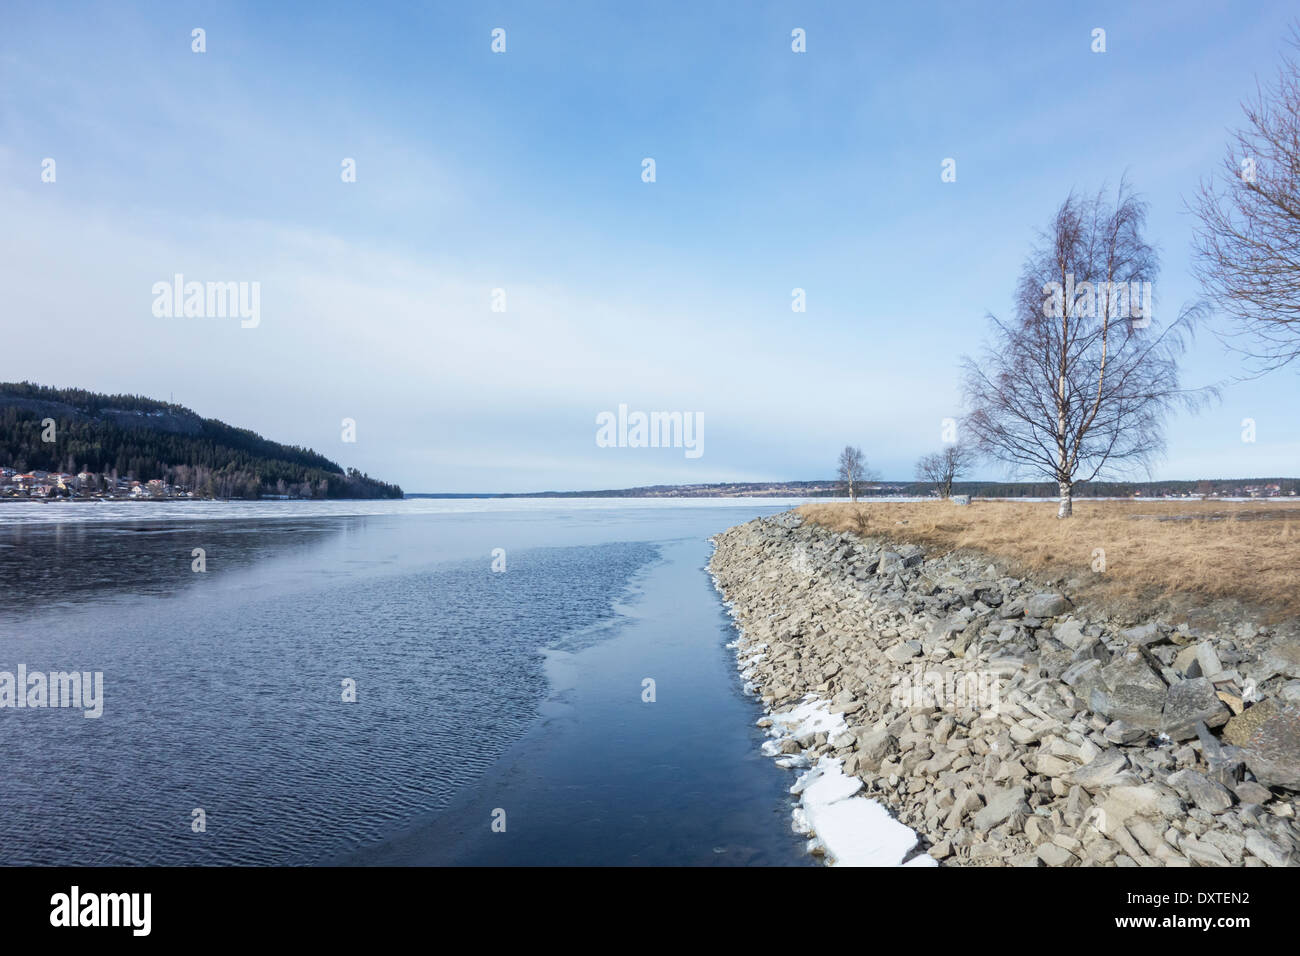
1089,650,1168,731
1166,769,1233,813
1065,749,1136,790
972,786,1029,832
1053,619,1088,650
1120,622,1164,646
1025,593,1070,618
1222,700,1300,790
1161,678,1231,740
855,730,898,772
1244,829,1292,867
1260,641,1300,680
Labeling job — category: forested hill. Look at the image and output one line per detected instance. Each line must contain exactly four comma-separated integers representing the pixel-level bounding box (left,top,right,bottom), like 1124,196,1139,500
0,382,402,499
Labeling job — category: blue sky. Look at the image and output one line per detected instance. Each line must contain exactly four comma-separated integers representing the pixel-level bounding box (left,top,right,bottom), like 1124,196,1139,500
2,1,1297,492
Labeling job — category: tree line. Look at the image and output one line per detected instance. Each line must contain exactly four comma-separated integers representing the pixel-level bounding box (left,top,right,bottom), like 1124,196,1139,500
0,383,403,499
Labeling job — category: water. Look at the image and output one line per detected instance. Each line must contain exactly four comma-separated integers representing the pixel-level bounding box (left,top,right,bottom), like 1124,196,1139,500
0,498,816,866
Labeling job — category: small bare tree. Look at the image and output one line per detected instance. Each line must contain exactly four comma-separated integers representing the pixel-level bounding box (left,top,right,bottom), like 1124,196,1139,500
1190,26,1300,373
836,445,871,502
915,445,974,498
962,183,1212,518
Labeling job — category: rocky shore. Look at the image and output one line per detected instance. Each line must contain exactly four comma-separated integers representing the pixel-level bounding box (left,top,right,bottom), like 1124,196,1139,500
709,510,1300,867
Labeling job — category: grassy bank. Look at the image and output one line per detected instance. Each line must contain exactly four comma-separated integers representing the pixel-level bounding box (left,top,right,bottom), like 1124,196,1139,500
798,500,1300,622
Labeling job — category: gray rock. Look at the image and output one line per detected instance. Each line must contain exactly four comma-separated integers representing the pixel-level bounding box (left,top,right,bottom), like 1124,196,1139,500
1182,836,1231,867
885,641,922,663
1195,641,1223,678
972,786,1029,831
1223,700,1300,790
1244,829,1292,867
876,551,904,575
1065,749,1135,790
1025,593,1070,618
1053,619,1087,650
1090,685,1166,731
1103,720,1147,745
856,730,898,772
1090,650,1168,730
1259,640,1300,680
1121,622,1164,646
1231,780,1273,804
1161,678,1231,740
1167,769,1233,813
1036,843,1075,866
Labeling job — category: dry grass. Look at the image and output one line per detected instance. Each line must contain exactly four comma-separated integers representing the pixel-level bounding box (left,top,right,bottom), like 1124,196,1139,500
798,499,1300,622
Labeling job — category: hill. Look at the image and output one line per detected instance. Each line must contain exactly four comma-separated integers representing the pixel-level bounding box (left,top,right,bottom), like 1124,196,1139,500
0,382,402,499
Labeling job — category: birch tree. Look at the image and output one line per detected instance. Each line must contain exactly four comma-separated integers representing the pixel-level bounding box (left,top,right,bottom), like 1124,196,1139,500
1190,26,1300,372
836,445,870,502
961,184,1210,517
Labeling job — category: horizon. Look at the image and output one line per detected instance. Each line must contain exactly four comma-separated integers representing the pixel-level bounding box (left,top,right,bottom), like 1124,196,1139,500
3,2,1299,492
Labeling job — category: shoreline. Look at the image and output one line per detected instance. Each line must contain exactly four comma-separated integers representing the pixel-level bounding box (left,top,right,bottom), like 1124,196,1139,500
708,509,1300,867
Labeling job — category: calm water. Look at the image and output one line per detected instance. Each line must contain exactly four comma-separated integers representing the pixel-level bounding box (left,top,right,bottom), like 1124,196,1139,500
0,498,815,866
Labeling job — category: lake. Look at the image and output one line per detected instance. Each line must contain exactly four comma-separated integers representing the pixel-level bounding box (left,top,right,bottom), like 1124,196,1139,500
0,498,816,866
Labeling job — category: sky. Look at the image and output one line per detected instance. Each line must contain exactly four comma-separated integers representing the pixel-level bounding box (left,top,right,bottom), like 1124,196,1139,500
1,1,1297,493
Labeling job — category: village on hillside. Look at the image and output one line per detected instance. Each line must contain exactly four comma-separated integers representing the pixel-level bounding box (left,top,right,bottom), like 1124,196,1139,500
0,466,195,499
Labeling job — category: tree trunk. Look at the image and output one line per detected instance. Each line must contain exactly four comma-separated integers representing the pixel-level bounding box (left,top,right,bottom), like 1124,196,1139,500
1057,480,1073,518
849,480,856,503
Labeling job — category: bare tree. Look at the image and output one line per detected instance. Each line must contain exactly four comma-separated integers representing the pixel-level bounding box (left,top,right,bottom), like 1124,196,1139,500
1190,26,1300,373
961,183,1212,518
915,445,975,498
836,445,871,502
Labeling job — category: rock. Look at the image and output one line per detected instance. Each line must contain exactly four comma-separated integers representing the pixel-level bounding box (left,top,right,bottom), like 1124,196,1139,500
1244,829,1292,867
856,730,898,772
831,731,856,750
1062,658,1105,696
1260,641,1300,680
972,786,1029,832
943,789,984,829
1161,678,1231,740
1167,770,1233,813
1232,780,1273,804
1036,754,1076,778
1195,641,1223,678
1025,593,1070,618
1223,700,1300,789
1174,645,1202,678
1121,622,1164,646
1090,686,1165,732
1090,650,1168,731
1053,619,1088,650
951,495,970,506
876,551,904,575
999,601,1024,619
1065,749,1135,790
885,641,922,663
1036,843,1075,866
1097,784,1184,833
1182,836,1230,867
1103,720,1147,745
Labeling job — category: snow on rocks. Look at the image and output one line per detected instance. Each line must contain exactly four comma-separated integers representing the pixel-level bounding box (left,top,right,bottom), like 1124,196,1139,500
708,510,1300,867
